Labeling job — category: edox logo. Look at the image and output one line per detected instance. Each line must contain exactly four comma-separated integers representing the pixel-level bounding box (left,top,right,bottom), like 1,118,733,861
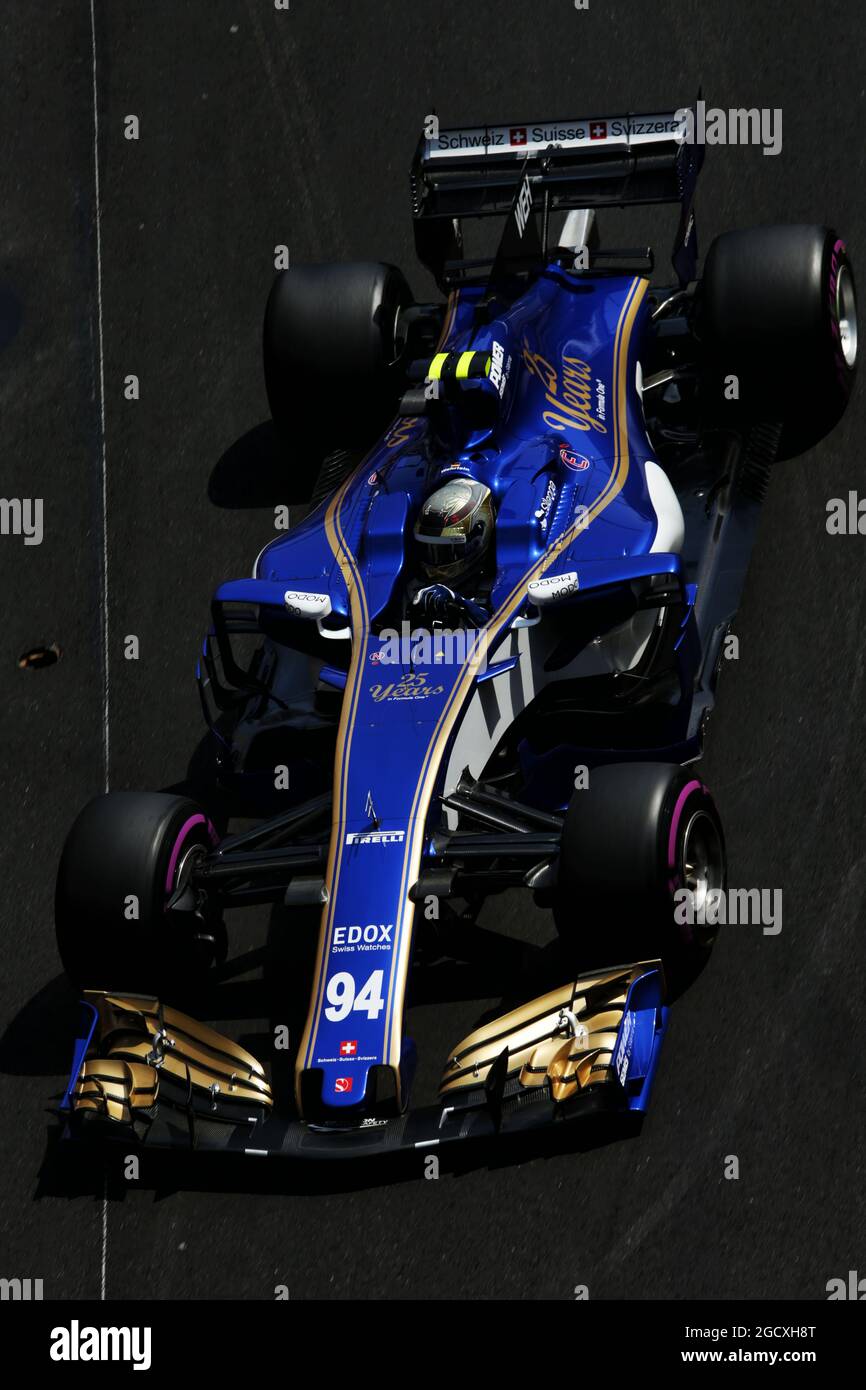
333,924,394,946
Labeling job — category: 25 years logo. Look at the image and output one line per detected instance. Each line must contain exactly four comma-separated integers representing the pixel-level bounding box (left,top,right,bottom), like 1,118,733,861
522,339,608,436
369,672,445,703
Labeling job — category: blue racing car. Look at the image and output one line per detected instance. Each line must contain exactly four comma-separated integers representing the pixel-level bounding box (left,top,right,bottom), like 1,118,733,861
55,104,857,1158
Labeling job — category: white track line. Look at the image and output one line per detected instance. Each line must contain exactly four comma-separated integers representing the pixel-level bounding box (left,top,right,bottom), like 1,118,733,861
89,0,110,793
89,0,110,1302
101,1172,108,1301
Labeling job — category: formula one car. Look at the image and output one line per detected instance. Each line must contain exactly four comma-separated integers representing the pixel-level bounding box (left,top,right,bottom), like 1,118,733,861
55,104,857,1159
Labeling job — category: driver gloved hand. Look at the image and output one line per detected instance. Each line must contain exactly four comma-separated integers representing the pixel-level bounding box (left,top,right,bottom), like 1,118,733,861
413,584,457,621
413,585,489,626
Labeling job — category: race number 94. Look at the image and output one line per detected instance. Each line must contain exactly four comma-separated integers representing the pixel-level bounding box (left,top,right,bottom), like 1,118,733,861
325,970,386,1021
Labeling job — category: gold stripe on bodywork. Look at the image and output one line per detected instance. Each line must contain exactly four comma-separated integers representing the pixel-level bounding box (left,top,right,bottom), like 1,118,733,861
295,470,370,1096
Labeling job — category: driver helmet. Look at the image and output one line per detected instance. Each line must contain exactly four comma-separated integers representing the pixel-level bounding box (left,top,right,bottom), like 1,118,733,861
413,478,494,583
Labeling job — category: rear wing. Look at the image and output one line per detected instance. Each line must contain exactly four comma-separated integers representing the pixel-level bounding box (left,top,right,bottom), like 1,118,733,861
410,104,703,289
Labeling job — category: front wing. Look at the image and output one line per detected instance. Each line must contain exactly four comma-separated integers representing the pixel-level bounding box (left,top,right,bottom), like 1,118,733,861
58,962,667,1161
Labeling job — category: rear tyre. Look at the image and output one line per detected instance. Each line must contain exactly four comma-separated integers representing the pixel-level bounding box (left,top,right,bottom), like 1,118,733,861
700,225,857,459
263,261,413,498
55,791,223,999
554,762,726,987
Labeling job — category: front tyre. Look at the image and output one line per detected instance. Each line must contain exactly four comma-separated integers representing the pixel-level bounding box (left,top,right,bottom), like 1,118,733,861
55,791,223,998
555,762,727,985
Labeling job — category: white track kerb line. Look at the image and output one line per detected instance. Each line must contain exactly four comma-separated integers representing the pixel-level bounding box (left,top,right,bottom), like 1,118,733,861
89,0,110,1302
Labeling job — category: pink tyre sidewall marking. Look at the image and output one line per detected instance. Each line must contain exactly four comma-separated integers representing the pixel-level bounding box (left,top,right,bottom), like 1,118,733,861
164,813,219,904
667,779,703,891
667,779,709,945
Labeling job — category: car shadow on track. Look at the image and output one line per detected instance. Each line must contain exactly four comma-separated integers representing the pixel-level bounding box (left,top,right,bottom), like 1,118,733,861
207,421,287,509
0,976,81,1078
34,1106,644,1203
207,420,317,516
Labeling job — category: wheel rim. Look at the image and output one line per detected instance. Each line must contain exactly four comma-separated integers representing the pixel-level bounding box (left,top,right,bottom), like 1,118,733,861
170,841,206,900
165,836,223,972
680,809,725,917
837,264,858,368
388,300,407,365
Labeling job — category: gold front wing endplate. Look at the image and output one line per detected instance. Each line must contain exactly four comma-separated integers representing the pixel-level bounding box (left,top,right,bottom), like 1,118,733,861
71,992,272,1129
440,962,660,1104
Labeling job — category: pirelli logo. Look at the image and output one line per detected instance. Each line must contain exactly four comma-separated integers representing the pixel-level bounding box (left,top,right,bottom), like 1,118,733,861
345,830,406,846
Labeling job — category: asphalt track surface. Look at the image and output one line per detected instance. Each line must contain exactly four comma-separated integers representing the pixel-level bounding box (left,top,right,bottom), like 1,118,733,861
1,0,865,1303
